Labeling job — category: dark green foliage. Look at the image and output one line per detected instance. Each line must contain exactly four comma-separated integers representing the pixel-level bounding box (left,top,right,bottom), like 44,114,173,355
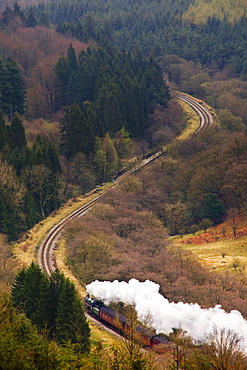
60,103,95,159
8,113,27,151
72,152,95,194
51,271,90,352
33,0,247,78
12,262,51,329
26,7,37,28
0,59,12,117
67,43,77,71
0,3,26,29
23,135,62,219
29,135,61,174
0,110,8,150
0,57,26,119
57,44,170,160
5,58,26,117
55,54,69,109
11,264,90,353
0,113,61,239
38,11,50,27
200,193,225,223
0,295,61,369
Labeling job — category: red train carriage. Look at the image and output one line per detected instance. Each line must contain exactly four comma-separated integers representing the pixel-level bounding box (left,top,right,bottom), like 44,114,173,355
85,295,170,351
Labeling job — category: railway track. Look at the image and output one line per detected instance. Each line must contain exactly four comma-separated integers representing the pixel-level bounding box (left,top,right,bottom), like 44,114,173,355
175,92,214,133
38,193,104,275
38,93,214,277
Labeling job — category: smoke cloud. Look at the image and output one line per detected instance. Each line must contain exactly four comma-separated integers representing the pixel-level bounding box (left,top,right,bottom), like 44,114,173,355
86,278,247,348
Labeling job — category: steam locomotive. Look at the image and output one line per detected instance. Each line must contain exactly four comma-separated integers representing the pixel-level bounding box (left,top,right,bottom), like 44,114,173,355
84,295,169,351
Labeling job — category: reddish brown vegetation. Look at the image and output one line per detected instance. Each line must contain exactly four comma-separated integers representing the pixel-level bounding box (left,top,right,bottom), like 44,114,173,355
0,27,87,119
180,215,247,245
64,175,247,320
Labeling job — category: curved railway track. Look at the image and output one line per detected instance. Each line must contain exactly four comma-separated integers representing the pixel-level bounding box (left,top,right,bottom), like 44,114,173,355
176,92,214,133
38,93,214,276
38,193,104,275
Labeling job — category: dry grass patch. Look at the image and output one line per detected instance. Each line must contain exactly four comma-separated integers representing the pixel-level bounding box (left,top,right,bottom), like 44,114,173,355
176,99,200,140
173,231,247,273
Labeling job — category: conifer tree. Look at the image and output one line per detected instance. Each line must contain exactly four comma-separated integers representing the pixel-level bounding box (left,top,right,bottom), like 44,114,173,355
9,113,26,151
0,110,8,150
60,103,96,159
94,132,118,183
114,127,134,159
11,267,27,311
26,8,37,28
0,59,12,116
12,262,51,330
200,193,225,223
38,12,50,27
54,273,90,352
5,58,26,118
0,189,8,236
11,265,90,352
55,54,69,108
67,43,77,72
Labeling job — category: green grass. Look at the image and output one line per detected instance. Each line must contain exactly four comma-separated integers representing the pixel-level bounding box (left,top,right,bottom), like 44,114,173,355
172,228,247,273
176,99,201,141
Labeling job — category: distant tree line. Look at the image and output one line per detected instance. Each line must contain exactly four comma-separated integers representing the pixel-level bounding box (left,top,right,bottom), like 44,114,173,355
30,0,247,77
0,2,49,30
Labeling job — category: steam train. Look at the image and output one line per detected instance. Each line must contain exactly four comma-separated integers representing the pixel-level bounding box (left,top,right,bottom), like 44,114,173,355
85,295,169,351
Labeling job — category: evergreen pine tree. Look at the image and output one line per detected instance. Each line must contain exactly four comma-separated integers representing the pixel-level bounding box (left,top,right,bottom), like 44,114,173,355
26,8,37,28
38,12,50,27
12,262,51,330
200,193,225,222
60,104,84,159
55,54,69,108
5,58,26,118
67,43,77,72
24,190,39,229
0,189,8,235
9,113,26,151
114,127,133,159
94,132,118,183
97,82,125,135
55,273,90,352
0,109,8,150
12,266,90,352
11,267,27,311
0,59,13,116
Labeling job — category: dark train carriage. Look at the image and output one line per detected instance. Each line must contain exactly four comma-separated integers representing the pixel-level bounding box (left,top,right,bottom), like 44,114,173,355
151,334,169,346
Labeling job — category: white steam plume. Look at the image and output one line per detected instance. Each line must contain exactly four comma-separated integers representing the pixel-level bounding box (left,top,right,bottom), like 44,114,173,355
86,278,247,348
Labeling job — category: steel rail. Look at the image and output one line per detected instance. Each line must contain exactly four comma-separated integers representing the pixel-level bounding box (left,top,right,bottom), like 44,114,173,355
176,92,214,133
38,93,214,276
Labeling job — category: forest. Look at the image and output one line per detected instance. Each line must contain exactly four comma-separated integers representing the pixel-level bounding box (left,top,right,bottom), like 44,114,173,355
1,0,247,368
